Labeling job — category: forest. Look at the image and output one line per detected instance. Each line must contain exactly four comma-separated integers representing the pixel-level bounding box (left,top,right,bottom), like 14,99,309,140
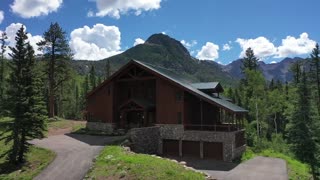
0,22,319,179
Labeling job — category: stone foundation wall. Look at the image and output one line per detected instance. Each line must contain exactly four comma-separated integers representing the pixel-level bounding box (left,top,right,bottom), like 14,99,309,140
86,122,114,133
129,126,160,154
233,145,246,159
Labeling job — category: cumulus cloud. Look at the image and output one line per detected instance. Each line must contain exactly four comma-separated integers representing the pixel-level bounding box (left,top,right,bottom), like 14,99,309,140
70,24,122,60
277,32,316,58
181,40,197,49
10,0,62,18
3,23,43,57
0,11,4,24
196,42,219,61
133,38,145,46
93,0,161,19
236,33,316,59
236,36,277,58
222,43,231,51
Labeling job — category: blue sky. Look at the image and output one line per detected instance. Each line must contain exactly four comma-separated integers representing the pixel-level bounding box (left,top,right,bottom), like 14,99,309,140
0,0,319,64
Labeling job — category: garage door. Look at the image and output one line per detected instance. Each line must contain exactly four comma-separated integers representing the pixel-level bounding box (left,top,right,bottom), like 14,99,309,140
203,142,223,160
162,139,179,156
182,141,200,157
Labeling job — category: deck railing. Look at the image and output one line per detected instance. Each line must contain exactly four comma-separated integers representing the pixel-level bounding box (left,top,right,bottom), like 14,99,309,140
184,124,243,132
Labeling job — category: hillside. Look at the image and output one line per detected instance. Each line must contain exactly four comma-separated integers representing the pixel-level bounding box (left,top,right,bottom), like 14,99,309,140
70,33,306,85
223,57,303,82
71,33,236,85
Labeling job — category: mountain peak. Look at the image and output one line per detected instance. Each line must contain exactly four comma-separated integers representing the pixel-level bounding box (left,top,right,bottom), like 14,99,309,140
145,33,190,58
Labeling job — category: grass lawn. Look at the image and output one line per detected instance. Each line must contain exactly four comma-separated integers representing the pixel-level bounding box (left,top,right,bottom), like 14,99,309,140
241,147,312,180
0,117,56,180
87,146,205,180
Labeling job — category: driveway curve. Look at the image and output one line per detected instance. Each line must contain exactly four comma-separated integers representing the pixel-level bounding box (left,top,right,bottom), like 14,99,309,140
202,156,288,180
31,134,125,180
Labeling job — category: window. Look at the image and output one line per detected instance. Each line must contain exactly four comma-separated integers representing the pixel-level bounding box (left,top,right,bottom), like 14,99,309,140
177,112,182,124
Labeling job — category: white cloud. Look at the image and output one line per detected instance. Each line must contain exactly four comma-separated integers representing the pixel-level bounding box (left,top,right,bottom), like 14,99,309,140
222,43,231,51
236,36,277,58
94,0,161,19
133,38,145,46
236,33,317,59
196,42,219,61
270,61,277,64
277,32,316,58
4,23,43,57
0,11,4,24
181,40,197,49
70,24,122,60
10,0,62,18
87,10,94,17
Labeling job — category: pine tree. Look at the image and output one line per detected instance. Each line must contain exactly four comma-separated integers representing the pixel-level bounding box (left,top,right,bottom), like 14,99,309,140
287,71,318,179
89,65,96,89
37,22,72,118
0,32,8,115
241,47,259,72
7,26,46,164
310,43,320,113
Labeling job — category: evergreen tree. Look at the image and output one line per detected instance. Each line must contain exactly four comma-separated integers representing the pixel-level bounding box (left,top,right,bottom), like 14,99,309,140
241,47,259,72
84,74,89,94
37,22,72,118
7,26,46,164
290,60,303,85
310,43,320,113
287,71,318,179
89,65,96,89
0,32,8,115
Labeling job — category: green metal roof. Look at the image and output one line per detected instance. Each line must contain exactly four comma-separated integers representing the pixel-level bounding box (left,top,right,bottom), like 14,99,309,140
133,60,248,113
191,82,220,89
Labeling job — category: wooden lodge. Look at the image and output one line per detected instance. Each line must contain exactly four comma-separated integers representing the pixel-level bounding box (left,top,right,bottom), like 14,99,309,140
85,60,247,161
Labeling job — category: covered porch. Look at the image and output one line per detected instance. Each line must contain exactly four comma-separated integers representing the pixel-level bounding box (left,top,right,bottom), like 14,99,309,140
183,92,246,132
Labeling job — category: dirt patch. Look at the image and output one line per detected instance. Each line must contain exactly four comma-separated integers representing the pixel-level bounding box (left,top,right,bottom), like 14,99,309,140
48,120,86,136
48,127,73,136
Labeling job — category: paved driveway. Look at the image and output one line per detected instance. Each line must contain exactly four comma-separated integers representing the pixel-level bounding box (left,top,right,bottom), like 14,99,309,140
200,156,288,180
31,134,125,180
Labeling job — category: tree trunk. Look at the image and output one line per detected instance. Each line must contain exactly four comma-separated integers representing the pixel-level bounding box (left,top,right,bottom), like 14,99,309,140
256,101,259,138
48,44,55,118
273,113,277,134
311,165,318,180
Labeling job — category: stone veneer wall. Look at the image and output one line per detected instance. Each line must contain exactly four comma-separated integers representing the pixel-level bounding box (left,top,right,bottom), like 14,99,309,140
86,122,114,134
129,126,160,154
156,124,245,162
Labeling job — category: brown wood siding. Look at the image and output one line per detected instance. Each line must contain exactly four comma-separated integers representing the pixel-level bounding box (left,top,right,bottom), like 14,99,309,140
87,82,113,123
203,142,223,160
162,139,179,156
156,78,183,124
182,141,200,157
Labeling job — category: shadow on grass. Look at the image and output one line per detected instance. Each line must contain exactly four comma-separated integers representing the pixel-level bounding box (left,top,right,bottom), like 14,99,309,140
0,161,23,175
163,156,238,171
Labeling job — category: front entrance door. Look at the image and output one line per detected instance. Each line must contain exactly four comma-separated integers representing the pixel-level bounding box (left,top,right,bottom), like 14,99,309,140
126,110,143,129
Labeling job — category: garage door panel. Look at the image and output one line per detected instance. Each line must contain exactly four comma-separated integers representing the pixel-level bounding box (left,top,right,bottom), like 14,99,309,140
163,139,179,156
182,141,200,157
203,142,223,160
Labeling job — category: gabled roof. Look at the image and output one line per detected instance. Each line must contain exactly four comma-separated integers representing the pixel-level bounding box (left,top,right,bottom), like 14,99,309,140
191,82,224,93
87,59,248,113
